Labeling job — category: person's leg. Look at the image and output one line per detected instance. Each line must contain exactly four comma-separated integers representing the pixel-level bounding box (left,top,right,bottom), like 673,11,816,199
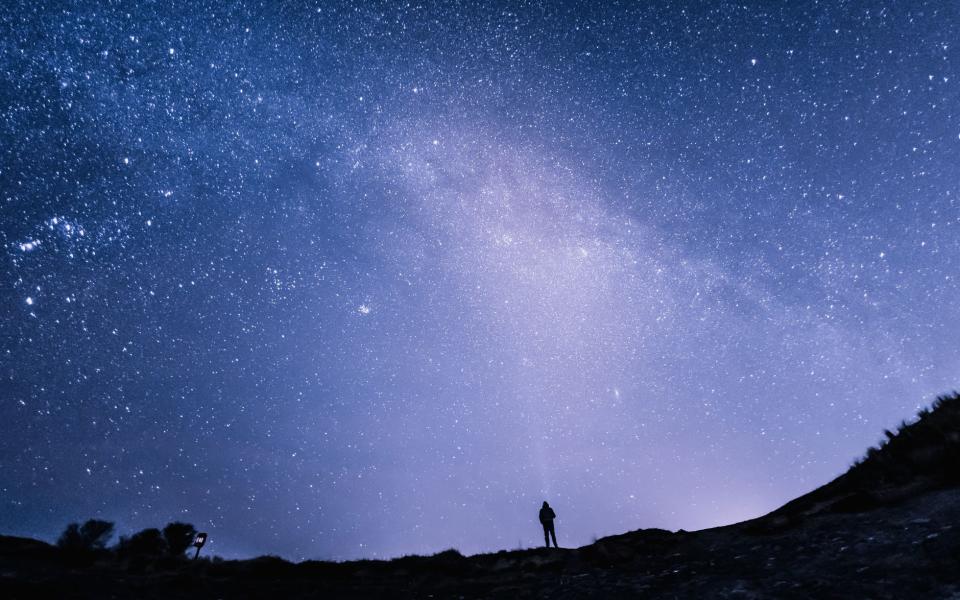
543,525,549,548
550,524,558,548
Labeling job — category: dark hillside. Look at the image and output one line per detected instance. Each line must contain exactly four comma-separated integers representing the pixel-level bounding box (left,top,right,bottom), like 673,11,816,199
4,393,960,598
753,392,960,528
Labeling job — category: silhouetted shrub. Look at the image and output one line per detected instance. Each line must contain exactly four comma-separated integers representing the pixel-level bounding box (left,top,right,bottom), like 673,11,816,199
56,519,114,565
847,392,960,487
57,523,84,553
57,519,115,552
162,522,197,557
117,528,167,558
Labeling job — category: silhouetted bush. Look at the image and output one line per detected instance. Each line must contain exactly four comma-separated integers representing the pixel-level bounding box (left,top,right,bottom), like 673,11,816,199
57,519,115,552
117,528,167,558
57,524,84,552
163,522,197,557
847,392,960,488
56,519,114,565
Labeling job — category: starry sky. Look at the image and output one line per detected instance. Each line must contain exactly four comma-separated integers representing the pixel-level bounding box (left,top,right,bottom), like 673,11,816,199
1,1,959,561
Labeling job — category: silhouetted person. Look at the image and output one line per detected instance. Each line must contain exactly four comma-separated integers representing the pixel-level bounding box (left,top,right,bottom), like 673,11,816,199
539,501,558,548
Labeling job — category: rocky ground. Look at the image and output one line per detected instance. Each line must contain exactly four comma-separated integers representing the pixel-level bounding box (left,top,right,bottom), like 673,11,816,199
6,394,960,598
3,484,960,598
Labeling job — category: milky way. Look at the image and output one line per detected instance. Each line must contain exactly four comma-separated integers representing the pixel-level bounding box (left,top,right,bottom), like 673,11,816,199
1,2,959,560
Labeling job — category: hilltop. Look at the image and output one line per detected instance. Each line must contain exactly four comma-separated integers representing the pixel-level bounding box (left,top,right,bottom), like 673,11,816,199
4,393,960,598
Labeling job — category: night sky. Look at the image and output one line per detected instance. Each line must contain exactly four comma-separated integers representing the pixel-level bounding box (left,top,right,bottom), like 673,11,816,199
2,1,959,561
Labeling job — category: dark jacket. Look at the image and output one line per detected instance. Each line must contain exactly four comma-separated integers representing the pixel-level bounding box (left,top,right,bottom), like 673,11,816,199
539,506,556,524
